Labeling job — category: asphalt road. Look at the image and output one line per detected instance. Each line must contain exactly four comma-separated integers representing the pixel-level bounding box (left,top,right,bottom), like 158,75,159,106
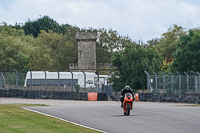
25,102,200,133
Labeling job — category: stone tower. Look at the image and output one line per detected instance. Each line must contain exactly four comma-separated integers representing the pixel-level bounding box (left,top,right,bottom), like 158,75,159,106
69,29,97,72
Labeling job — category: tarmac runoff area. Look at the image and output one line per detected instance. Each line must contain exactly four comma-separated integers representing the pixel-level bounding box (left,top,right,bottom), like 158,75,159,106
1,98,200,133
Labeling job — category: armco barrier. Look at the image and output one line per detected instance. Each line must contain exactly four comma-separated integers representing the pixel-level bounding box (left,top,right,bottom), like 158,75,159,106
139,93,200,104
0,89,87,100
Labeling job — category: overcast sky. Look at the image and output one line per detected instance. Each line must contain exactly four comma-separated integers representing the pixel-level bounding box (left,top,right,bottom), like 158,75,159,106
1,0,200,42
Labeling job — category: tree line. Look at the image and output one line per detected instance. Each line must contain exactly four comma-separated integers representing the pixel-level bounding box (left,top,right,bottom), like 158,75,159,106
0,16,200,91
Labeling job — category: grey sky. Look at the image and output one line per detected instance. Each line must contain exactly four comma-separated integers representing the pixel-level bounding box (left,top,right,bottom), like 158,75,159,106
0,0,200,42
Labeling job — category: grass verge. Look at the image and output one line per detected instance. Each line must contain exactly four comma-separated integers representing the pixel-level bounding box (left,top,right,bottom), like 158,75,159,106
175,104,200,107
0,104,100,133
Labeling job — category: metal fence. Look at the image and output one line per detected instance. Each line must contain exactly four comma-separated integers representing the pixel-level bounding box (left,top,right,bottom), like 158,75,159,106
145,71,200,94
0,70,109,93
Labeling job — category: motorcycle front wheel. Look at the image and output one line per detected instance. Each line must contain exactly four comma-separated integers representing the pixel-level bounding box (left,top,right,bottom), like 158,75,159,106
126,104,130,116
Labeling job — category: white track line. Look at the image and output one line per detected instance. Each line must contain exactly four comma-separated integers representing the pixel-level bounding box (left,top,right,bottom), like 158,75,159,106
23,107,107,133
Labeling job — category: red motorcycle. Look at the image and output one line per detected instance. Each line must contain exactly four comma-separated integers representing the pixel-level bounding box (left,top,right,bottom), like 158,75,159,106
123,93,133,115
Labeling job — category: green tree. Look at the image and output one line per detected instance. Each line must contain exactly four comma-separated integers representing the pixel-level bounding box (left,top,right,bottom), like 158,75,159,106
155,25,186,62
23,16,76,38
170,28,200,72
28,30,77,71
147,38,159,46
111,42,162,91
96,28,132,63
0,24,34,72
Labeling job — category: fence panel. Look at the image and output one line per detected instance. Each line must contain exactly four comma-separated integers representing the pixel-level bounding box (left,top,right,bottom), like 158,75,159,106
173,75,179,94
148,72,200,94
165,75,171,93
181,76,187,93
0,71,106,93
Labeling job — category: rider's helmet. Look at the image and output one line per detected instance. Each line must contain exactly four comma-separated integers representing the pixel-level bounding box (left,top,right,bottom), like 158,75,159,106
125,85,131,90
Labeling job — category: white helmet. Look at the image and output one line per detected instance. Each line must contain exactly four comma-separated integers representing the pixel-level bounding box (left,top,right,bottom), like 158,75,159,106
125,85,130,89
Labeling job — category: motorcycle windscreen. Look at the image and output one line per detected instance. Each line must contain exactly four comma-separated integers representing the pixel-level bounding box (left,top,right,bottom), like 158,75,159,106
125,93,132,100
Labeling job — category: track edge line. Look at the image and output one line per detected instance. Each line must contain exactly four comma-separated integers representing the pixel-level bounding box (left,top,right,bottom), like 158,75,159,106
22,107,107,133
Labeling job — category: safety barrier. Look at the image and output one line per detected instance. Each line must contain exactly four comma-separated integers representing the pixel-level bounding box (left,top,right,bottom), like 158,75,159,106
135,93,140,101
88,92,98,101
139,93,200,104
0,89,87,100
4,88,199,103
0,89,107,101
97,92,107,101
87,92,107,101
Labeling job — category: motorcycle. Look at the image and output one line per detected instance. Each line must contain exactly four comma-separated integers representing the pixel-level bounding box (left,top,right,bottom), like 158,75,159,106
123,93,134,116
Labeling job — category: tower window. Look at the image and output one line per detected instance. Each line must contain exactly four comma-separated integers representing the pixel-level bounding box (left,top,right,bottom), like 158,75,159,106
79,50,82,58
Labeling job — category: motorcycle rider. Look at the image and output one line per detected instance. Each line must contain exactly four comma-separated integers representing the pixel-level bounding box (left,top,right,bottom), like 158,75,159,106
120,85,135,107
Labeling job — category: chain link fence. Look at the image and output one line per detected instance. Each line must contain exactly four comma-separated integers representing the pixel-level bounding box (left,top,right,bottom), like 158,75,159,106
0,70,110,93
0,72,26,90
0,70,113,100
145,71,200,94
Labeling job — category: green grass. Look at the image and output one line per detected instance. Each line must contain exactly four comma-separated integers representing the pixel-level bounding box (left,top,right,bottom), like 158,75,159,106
0,104,100,133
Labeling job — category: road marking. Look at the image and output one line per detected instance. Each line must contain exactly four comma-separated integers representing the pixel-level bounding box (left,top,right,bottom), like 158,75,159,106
23,107,107,133
128,118,146,124
88,110,104,115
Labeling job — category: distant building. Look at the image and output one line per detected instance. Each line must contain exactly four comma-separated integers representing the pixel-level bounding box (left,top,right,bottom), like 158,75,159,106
69,29,97,72
24,71,108,88
69,29,113,73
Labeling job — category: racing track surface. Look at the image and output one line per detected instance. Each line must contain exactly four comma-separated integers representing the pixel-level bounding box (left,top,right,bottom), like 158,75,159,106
25,102,200,133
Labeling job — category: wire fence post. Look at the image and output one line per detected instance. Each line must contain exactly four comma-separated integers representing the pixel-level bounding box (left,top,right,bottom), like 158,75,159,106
176,72,181,94
195,75,198,93
14,69,18,89
44,70,47,91
95,71,99,82
28,69,33,98
184,71,189,93
144,71,150,93
191,71,198,94
160,71,165,93
82,71,86,93
0,69,2,89
196,72,200,93
57,71,60,91
168,72,173,93
153,71,157,93
28,69,32,91
70,71,73,92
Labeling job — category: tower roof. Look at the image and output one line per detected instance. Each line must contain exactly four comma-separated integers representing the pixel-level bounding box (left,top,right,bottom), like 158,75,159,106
75,29,97,41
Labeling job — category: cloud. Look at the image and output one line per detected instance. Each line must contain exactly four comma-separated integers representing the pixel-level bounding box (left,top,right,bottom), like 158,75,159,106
0,0,200,42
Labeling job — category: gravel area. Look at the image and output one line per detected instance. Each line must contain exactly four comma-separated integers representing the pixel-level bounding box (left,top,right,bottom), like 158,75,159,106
0,98,193,106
